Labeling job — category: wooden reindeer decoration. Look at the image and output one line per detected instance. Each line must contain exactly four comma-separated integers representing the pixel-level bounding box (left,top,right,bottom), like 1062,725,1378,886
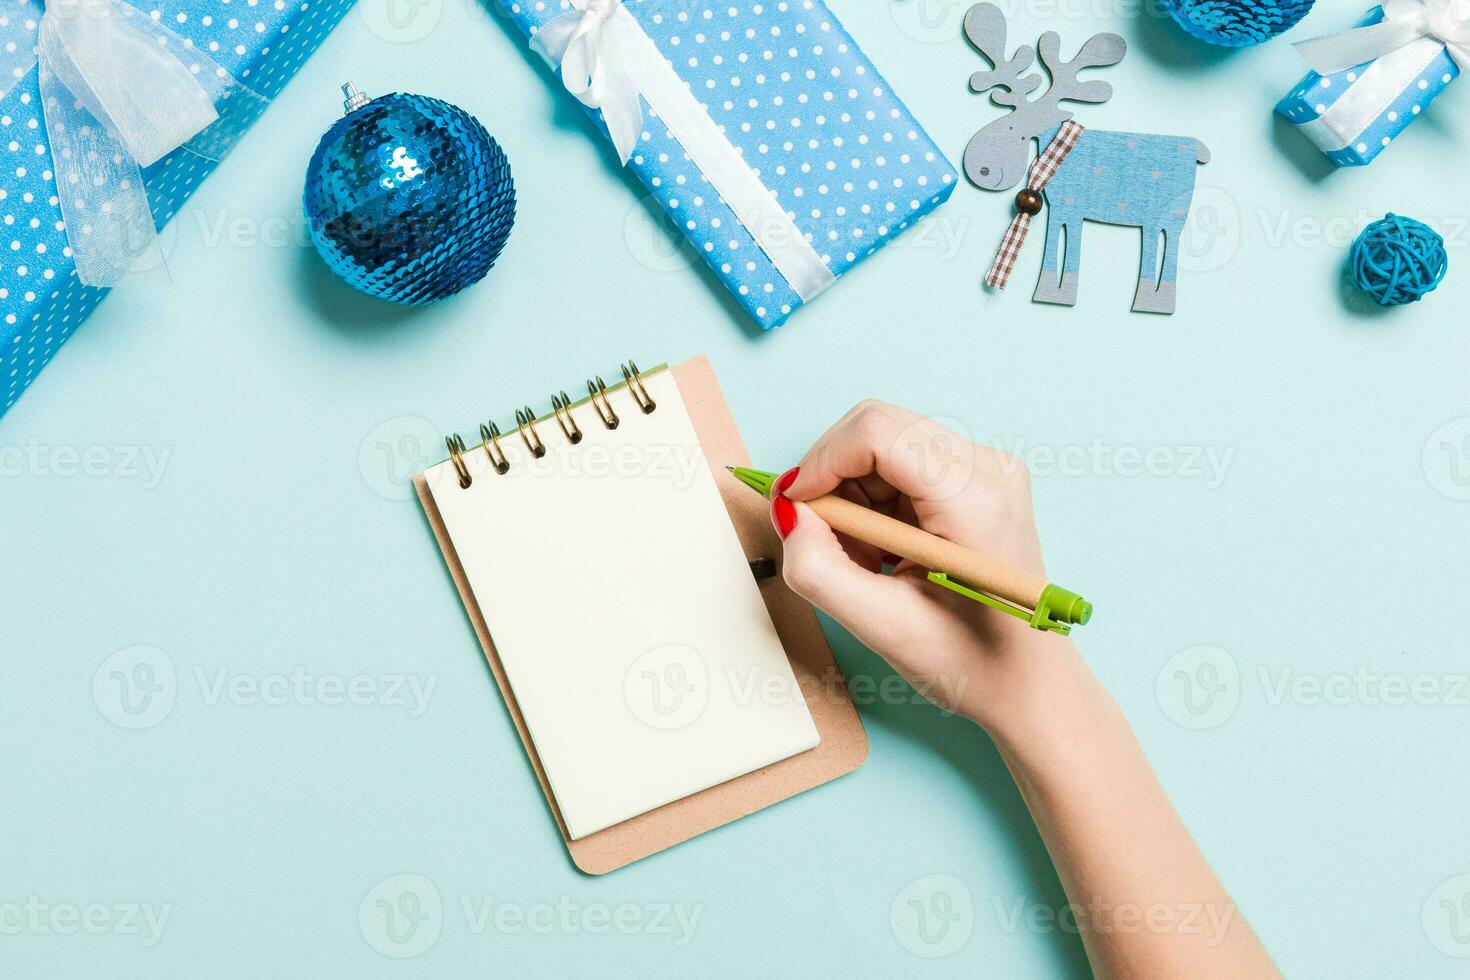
962,3,1209,314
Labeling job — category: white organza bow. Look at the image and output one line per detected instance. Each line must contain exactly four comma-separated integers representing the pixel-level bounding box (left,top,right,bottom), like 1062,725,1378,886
1294,0,1470,74
3,0,265,285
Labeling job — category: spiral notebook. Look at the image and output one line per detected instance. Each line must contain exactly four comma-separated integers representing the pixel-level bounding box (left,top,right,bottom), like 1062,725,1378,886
415,356,867,873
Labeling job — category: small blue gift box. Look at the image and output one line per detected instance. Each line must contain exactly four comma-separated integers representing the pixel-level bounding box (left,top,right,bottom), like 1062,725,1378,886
502,0,956,329
0,0,353,421
1276,6,1460,167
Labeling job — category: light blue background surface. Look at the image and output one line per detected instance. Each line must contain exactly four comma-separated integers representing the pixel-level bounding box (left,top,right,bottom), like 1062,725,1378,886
4,0,1470,976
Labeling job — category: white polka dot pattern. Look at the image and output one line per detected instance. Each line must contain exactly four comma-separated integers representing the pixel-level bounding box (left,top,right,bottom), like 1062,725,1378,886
1274,5,1460,167
502,0,956,329
0,0,354,419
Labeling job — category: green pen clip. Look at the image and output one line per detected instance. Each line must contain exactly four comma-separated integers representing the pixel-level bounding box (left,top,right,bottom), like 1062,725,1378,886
927,573,1092,636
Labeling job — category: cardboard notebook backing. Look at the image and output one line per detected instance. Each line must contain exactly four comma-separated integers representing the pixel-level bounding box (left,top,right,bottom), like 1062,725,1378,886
415,355,868,874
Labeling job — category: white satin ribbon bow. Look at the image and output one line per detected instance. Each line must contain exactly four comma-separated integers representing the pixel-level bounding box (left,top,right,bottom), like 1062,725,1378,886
533,0,644,164
532,0,835,302
1294,0,1470,75
3,0,265,286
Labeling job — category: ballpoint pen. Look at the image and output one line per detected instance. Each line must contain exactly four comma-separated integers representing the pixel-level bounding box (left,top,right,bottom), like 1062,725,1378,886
728,466,1092,635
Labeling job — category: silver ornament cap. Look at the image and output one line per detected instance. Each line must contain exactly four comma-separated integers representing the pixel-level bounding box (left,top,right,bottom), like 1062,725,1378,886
341,82,369,114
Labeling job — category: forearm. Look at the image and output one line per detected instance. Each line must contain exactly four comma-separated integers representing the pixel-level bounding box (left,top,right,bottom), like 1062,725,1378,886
986,645,1278,980
770,401,1275,975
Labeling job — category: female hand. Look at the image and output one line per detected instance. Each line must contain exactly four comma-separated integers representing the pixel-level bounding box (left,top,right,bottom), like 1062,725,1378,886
770,399,1082,734
772,402,1280,979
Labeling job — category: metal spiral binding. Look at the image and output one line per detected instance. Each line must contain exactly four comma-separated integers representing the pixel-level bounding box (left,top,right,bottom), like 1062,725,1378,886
442,360,658,487
479,421,509,474
587,376,619,429
551,391,583,444
622,360,656,414
514,406,546,458
445,433,472,489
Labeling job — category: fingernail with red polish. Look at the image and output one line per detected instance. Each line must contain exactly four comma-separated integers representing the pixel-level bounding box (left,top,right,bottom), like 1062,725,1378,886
774,466,800,495
771,495,797,539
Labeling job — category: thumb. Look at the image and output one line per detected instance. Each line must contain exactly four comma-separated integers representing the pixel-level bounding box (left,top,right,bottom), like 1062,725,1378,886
774,497,907,650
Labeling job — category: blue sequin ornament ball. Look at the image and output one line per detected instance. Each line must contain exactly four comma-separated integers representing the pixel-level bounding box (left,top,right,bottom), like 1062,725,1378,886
304,84,516,305
1162,0,1314,46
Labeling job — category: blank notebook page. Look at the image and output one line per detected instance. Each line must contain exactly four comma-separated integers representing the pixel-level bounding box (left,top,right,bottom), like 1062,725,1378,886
425,369,820,840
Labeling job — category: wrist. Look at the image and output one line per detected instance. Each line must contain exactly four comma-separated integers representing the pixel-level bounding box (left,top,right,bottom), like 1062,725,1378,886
971,637,1113,767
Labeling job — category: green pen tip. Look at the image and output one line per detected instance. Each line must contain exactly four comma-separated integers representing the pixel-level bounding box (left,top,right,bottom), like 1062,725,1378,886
729,466,780,499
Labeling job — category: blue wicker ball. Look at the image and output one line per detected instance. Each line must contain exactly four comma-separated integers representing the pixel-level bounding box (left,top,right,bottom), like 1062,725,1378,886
1348,213,1447,307
1163,0,1314,46
304,89,516,305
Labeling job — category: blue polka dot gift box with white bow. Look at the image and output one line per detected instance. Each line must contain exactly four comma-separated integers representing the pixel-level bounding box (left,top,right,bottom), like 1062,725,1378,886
1276,2,1464,167
0,0,353,420
510,0,957,329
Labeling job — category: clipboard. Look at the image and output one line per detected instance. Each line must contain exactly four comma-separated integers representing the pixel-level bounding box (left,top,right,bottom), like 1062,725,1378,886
415,355,868,874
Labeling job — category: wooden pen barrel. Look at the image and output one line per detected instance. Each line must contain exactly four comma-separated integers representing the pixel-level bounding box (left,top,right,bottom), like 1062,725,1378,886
806,493,1048,611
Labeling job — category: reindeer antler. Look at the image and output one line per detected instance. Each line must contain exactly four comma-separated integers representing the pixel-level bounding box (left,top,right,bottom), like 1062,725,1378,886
964,3,1041,110
1035,30,1126,113
962,4,1127,193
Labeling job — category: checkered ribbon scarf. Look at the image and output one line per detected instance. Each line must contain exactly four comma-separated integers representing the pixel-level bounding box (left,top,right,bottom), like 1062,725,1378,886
984,120,1085,290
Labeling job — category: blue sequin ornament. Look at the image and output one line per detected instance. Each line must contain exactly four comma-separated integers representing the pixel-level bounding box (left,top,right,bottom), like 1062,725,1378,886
1162,0,1314,46
304,84,516,305
1348,213,1448,307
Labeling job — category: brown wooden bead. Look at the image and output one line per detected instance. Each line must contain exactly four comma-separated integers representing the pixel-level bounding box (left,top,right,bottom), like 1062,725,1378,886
1015,189,1043,215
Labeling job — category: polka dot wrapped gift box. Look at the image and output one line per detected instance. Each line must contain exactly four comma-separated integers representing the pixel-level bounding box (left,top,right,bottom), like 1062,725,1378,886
503,0,957,329
0,0,353,420
1275,4,1461,167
